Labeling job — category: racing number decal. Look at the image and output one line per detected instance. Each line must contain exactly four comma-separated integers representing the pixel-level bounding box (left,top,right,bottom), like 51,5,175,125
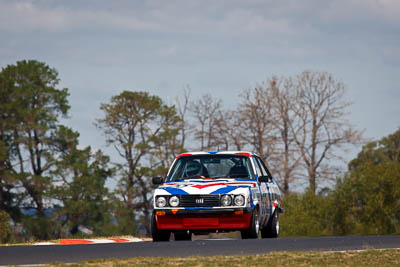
254,156,275,226
261,182,270,220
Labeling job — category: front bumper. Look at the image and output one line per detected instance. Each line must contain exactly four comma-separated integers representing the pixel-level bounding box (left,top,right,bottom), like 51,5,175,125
154,208,253,230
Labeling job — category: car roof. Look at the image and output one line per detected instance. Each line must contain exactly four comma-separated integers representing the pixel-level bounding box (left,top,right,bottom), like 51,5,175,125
175,151,258,158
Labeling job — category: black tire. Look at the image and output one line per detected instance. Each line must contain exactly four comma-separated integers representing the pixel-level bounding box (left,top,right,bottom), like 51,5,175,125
151,214,171,242
261,210,279,238
174,232,192,241
241,208,259,239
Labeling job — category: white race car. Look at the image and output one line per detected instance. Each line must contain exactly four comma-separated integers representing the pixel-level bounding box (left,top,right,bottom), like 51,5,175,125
151,151,282,241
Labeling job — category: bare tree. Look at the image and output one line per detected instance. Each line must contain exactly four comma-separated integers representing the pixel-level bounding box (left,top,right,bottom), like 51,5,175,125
291,71,363,194
236,79,302,194
175,85,191,150
268,77,302,194
239,87,277,162
214,110,246,151
190,93,223,150
183,72,362,196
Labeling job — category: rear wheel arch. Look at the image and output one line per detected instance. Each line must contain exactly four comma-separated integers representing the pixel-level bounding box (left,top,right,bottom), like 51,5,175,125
261,209,279,238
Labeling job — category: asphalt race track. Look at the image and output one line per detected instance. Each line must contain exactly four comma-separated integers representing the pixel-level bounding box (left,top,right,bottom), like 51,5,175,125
1,235,400,266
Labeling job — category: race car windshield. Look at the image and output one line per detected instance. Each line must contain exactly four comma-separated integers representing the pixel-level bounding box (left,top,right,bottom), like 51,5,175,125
168,155,254,181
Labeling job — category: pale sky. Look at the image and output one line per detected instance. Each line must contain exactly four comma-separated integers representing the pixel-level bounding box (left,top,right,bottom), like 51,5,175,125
1,0,399,160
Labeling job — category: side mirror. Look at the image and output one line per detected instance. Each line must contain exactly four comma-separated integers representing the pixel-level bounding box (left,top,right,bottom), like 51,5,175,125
258,175,270,183
152,177,164,185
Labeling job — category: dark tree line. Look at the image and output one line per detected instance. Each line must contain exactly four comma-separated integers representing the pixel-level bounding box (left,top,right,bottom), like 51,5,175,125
2,59,396,242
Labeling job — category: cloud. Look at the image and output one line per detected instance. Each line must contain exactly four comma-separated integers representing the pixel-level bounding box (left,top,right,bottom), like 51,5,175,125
0,1,68,31
0,0,161,33
3,0,397,44
0,0,301,37
2,0,398,66
1,0,399,31
318,0,400,29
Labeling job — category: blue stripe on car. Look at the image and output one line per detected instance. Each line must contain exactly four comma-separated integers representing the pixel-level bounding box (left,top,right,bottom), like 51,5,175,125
210,186,237,194
210,185,251,194
163,187,189,195
249,187,254,209
266,183,272,216
235,178,256,182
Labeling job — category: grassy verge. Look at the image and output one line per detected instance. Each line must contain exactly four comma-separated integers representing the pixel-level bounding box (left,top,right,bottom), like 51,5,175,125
50,249,400,267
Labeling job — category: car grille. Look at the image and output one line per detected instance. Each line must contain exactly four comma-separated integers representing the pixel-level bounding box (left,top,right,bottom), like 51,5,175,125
179,194,220,207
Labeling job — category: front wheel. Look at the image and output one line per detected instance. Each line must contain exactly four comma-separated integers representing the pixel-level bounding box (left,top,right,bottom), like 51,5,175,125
151,214,171,242
241,208,259,239
261,210,279,238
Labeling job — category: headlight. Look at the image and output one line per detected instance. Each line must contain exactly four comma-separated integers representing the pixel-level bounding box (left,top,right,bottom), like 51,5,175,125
221,195,232,206
234,195,245,206
156,196,167,207
169,196,180,207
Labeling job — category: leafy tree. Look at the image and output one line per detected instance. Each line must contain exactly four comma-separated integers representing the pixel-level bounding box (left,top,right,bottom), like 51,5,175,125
331,128,400,235
349,129,400,169
96,91,182,234
0,60,117,240
0,60,70,223
0,140,18,218
0,68,22,219
51,127,117,237
150,103,184,168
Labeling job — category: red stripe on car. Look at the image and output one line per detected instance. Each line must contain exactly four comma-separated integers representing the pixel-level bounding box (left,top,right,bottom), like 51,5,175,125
176,153,192,158
192,182,256,189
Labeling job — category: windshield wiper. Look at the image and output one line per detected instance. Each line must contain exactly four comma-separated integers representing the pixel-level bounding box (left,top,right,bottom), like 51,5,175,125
228,174,250,178
182,176,206,179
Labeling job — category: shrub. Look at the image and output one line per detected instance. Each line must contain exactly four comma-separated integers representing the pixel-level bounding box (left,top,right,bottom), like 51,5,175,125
22,216,54,241
279,190,333,237
0,210,11,243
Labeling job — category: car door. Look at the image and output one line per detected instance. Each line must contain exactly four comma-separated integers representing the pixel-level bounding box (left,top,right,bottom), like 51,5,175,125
257,157,281,214
252,156,271,227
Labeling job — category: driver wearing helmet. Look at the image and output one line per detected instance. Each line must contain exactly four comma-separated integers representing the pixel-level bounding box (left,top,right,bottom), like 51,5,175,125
184,160,203,177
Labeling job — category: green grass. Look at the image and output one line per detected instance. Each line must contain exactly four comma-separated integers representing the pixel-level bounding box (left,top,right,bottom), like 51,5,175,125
50,249,400,267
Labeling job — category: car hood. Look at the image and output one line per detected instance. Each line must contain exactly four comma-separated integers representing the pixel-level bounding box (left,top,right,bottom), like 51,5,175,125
155,179,257,196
